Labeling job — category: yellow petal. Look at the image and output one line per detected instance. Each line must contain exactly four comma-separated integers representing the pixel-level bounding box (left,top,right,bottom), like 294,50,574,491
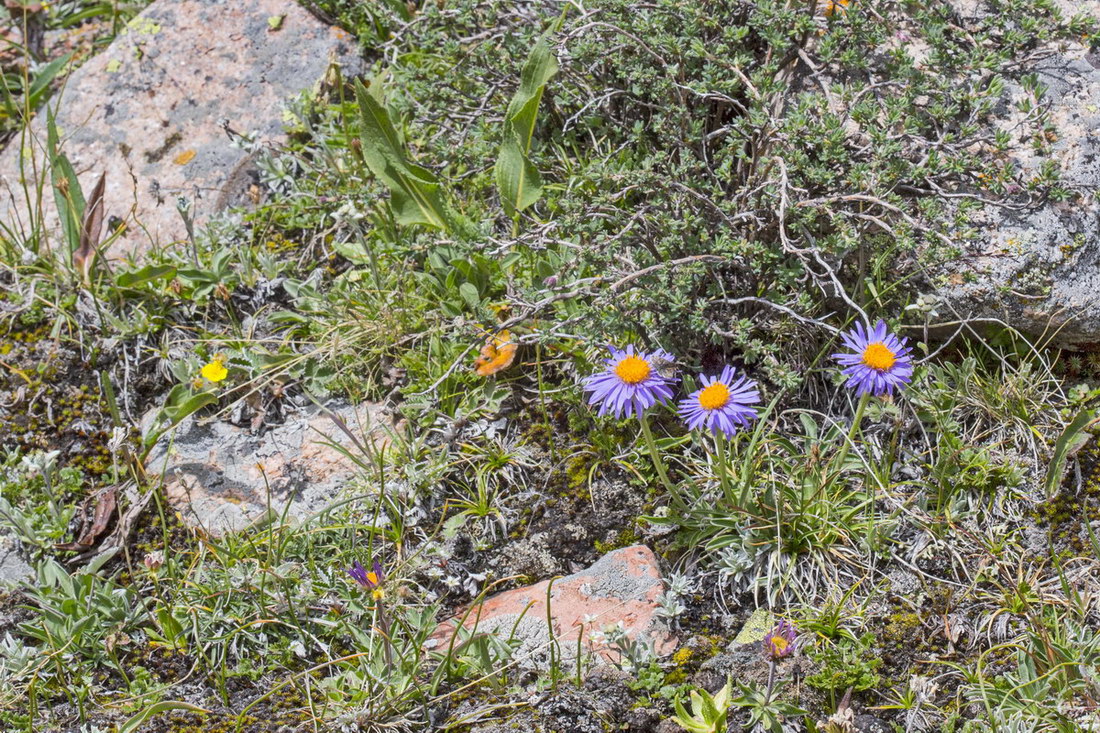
201,361,228,382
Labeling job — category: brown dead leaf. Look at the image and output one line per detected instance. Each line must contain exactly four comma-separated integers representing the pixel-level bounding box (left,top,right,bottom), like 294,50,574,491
72,171,106,286
55,485,117,552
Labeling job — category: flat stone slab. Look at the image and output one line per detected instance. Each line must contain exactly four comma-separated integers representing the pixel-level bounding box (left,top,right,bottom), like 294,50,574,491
145,401,392,536
0,0,360,257
428,545,676,668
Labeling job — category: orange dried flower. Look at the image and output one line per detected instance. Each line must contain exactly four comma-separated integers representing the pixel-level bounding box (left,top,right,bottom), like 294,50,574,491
474,330,518,376
824,0,850,16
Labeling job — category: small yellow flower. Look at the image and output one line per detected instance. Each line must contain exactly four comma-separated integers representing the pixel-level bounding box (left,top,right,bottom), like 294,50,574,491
201,360,228,383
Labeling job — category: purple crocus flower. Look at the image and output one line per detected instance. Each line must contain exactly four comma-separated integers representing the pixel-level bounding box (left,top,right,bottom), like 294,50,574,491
348,559,385,599
678,365,760,437
763,620,799,660
832,320,913,396
583,345,677,419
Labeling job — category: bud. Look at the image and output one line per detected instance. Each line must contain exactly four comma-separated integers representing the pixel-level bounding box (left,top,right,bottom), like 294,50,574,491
144,551,164,571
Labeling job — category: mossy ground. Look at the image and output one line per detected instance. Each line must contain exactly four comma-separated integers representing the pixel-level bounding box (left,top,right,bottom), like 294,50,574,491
0,315,114,476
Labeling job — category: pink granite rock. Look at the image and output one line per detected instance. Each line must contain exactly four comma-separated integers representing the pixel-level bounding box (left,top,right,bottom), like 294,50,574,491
0,0,360,257
429,545,676,668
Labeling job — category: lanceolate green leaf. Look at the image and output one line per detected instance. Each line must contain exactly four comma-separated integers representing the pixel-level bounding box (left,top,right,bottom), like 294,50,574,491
496,136,544,214
495,31,558,217
504,33,559,147
28,53,72,111
119,701,210,733
354,80,453,231
1045,407,1098,499
46,108,85,254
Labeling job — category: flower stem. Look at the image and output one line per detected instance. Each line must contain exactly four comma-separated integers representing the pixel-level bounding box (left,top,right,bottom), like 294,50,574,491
714,431,735,507
834,391,870,472
764,658,777,704
377,599,393,669
639,415,676,498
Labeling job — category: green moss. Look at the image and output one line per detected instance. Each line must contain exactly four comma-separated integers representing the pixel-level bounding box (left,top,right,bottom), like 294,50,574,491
261,232,301,253
662,647,696,686
883,612,921,643
564,454,593,494
0,318,122,479
1032,436,1100,553
594,524,640,554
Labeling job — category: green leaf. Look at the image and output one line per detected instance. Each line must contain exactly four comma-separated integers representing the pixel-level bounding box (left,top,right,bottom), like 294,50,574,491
46,109,85,254
354,80,454,231
443,512,469,539
165,391,218,424
116,264,177,288
81,547,119,575
495,31,558,217
496,137,544,215
144,386,218,451
156,606,185,646
1045,408,1098,499
332,237,371,265
27,53,72,110
504,33,559,148
119,701,209,733
459,282,481,310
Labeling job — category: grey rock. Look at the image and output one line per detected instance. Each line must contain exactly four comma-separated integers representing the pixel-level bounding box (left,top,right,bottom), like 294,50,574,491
887,568,919,596
144,400,393,536
854,714,894,733
929,45,1100,344
694,639,771,692
946,1,1099,22
0,0,361,258
0,531,31,585
943,0,995,19
463,664,639,733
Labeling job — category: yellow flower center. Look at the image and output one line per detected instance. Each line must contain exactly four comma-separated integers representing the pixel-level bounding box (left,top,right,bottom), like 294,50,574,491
698,382,731,410
861,342,896,371
770,636,789,654
366,571,379,586
614,355,651,384
200,361,228,382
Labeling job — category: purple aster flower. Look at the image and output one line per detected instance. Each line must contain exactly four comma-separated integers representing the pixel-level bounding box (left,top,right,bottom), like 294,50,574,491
583,345,677,419
763,620,799,660
832,320,913,396
678,365,760,437
348,559,385,599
